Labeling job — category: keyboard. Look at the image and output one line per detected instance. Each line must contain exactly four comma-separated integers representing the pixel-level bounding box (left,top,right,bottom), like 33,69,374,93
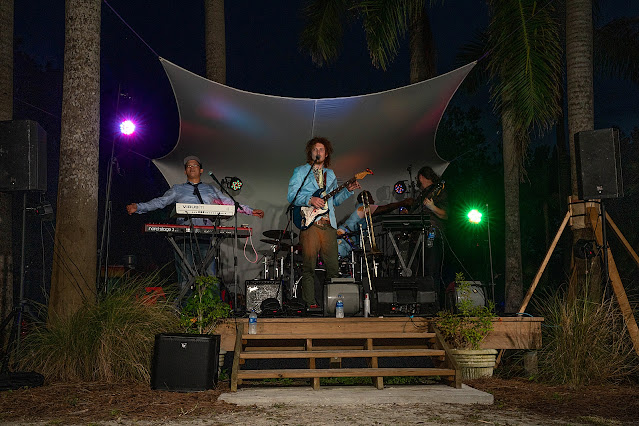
144,223,252,238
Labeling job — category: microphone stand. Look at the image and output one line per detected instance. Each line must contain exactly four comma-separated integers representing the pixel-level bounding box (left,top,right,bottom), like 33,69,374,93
208,171,242,314
285,159,318,300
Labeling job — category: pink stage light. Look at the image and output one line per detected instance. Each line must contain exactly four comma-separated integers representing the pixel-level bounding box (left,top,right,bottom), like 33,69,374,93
119,119,136,135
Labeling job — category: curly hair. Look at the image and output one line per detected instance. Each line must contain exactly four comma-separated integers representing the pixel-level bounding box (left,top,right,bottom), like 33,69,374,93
305,136,333,168
417,166,440,183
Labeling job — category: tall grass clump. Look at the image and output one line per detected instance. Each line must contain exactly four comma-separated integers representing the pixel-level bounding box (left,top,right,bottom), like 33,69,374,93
535,285,639,387
19,273,181,383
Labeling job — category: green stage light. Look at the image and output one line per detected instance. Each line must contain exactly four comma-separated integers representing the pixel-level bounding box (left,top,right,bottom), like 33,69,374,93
467,209,482,224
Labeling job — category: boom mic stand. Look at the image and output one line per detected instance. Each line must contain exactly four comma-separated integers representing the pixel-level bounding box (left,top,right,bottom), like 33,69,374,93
286,161,317,301
208,171,242,314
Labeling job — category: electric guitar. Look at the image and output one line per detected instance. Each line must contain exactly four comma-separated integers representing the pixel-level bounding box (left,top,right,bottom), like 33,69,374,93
293,168,374,230
409,180,445,214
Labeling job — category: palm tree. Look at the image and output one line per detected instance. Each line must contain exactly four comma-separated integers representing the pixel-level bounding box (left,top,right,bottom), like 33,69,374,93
0,0,14,346
205,0,226,84
486,0,562,312
49,0,101,321
299,0,437,82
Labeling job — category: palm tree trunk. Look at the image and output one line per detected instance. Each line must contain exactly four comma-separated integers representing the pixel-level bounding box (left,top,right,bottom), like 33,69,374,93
49,0,100,321
502,112,523,312
204,0,226,84
0,0,13,347
409,8,436,83
565,0,601,299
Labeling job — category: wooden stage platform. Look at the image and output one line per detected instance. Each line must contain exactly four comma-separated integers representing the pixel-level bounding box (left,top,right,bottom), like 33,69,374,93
216,316,543,352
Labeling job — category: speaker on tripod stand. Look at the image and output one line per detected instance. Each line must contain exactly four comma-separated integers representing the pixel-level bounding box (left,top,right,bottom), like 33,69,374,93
0,120,47,390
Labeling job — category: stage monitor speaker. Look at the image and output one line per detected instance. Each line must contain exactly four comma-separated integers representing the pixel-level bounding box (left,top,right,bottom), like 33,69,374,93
372,276,438,316
324,281,362,316
575,128,623,199
245,280,282,313
151,333,220,392
0,120,47,192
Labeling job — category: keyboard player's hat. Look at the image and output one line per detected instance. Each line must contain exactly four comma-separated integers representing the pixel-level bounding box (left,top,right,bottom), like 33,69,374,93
183,155,202,168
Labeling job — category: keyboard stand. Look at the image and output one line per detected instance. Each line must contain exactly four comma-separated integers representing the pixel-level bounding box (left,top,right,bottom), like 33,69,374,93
385,228,426,277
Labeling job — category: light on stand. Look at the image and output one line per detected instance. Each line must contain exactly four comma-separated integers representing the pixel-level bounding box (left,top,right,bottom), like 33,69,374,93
119,119,136,136
224,176,243,192
394,181,406,194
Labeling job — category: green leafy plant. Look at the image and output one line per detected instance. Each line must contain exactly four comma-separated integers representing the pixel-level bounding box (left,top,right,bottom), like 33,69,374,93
434,272,495,350
180,276,230,334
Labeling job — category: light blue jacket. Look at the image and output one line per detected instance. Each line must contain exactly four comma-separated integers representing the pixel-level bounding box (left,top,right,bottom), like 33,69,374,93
136,181,253,226
287,164,353,229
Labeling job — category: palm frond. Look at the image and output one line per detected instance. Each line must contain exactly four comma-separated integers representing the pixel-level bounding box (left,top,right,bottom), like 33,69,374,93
487,0,562,162
595,17,639,85
299,0,352,67
357,0,417,70
456,30,491,93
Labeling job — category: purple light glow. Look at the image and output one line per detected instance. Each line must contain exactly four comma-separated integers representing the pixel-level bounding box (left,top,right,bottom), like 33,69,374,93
119,120,136,135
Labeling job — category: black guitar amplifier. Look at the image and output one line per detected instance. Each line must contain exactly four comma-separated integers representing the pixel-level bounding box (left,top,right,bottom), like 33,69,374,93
245,280,282,313
151,333,220,391
372,276,438,316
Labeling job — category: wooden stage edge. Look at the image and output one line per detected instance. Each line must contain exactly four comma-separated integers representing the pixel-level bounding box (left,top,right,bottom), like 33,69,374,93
216,316,543,352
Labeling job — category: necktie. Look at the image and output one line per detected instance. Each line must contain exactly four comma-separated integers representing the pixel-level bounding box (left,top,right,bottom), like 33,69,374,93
190,182,205,204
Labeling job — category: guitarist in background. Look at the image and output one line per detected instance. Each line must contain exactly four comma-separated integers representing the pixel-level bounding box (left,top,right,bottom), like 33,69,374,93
413,166,448,305
287,137,361,308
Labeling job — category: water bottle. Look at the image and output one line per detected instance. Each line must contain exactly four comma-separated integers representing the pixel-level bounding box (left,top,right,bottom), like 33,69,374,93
335,294,344,318
248,309,257,334
364,293,370,318
426,226,436,248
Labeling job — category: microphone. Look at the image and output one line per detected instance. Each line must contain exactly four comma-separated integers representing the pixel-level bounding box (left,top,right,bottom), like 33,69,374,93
208,170,220,184
315,155,320,162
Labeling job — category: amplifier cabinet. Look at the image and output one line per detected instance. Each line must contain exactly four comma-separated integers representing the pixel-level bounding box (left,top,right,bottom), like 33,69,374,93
245,280,282,313
151,333,220,392
372,276,438,316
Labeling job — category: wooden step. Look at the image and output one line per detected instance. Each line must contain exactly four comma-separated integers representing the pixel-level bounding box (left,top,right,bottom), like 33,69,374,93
241,332,435,340
240,348,445,359
237,367,456,379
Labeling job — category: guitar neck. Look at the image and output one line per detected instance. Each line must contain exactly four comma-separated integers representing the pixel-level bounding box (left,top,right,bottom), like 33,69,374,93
322,176,356,201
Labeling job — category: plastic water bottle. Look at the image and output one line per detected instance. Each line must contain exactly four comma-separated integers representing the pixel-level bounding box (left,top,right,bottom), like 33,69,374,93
426,226,436,248
335,294,344,318
364,293,370,318
248,310,257,334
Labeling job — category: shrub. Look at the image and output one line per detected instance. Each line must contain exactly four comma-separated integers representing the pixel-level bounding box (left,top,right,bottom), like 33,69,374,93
18,273,181,383
179,276,230,334
535,286,639,387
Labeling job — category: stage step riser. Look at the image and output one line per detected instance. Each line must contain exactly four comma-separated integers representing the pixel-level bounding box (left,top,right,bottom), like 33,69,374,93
240,349,445,359
237,367,456,379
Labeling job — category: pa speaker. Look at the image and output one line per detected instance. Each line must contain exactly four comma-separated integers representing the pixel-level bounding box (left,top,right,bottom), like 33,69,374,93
372,276,438,316
151,333,220,392
0,120,47,192
575,128,623,199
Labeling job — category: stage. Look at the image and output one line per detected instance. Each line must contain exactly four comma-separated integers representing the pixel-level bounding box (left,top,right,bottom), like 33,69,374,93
216,316,543,352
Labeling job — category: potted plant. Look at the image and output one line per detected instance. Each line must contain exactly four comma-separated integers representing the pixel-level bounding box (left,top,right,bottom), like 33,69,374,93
434,273,497,379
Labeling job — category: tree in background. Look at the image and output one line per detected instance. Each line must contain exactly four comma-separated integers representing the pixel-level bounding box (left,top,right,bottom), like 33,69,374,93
49,0,101,321
299,0,438,82
0,0,13,346
205,0,226,84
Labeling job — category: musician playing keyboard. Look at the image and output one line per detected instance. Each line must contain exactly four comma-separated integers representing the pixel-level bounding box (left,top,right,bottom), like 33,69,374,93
126,155,264,300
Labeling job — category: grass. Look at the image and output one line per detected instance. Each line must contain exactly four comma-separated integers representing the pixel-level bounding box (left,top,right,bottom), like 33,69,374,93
18,273,181,383
534,285,639,387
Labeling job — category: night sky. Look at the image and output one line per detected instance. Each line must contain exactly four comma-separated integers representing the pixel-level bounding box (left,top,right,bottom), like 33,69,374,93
10,1,639,303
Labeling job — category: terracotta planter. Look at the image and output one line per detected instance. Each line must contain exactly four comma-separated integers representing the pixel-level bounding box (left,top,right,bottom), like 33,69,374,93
450,348,498,380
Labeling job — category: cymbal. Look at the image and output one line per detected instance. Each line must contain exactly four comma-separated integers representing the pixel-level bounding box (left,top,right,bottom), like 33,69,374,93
260,238,280,245
263,229,298,240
